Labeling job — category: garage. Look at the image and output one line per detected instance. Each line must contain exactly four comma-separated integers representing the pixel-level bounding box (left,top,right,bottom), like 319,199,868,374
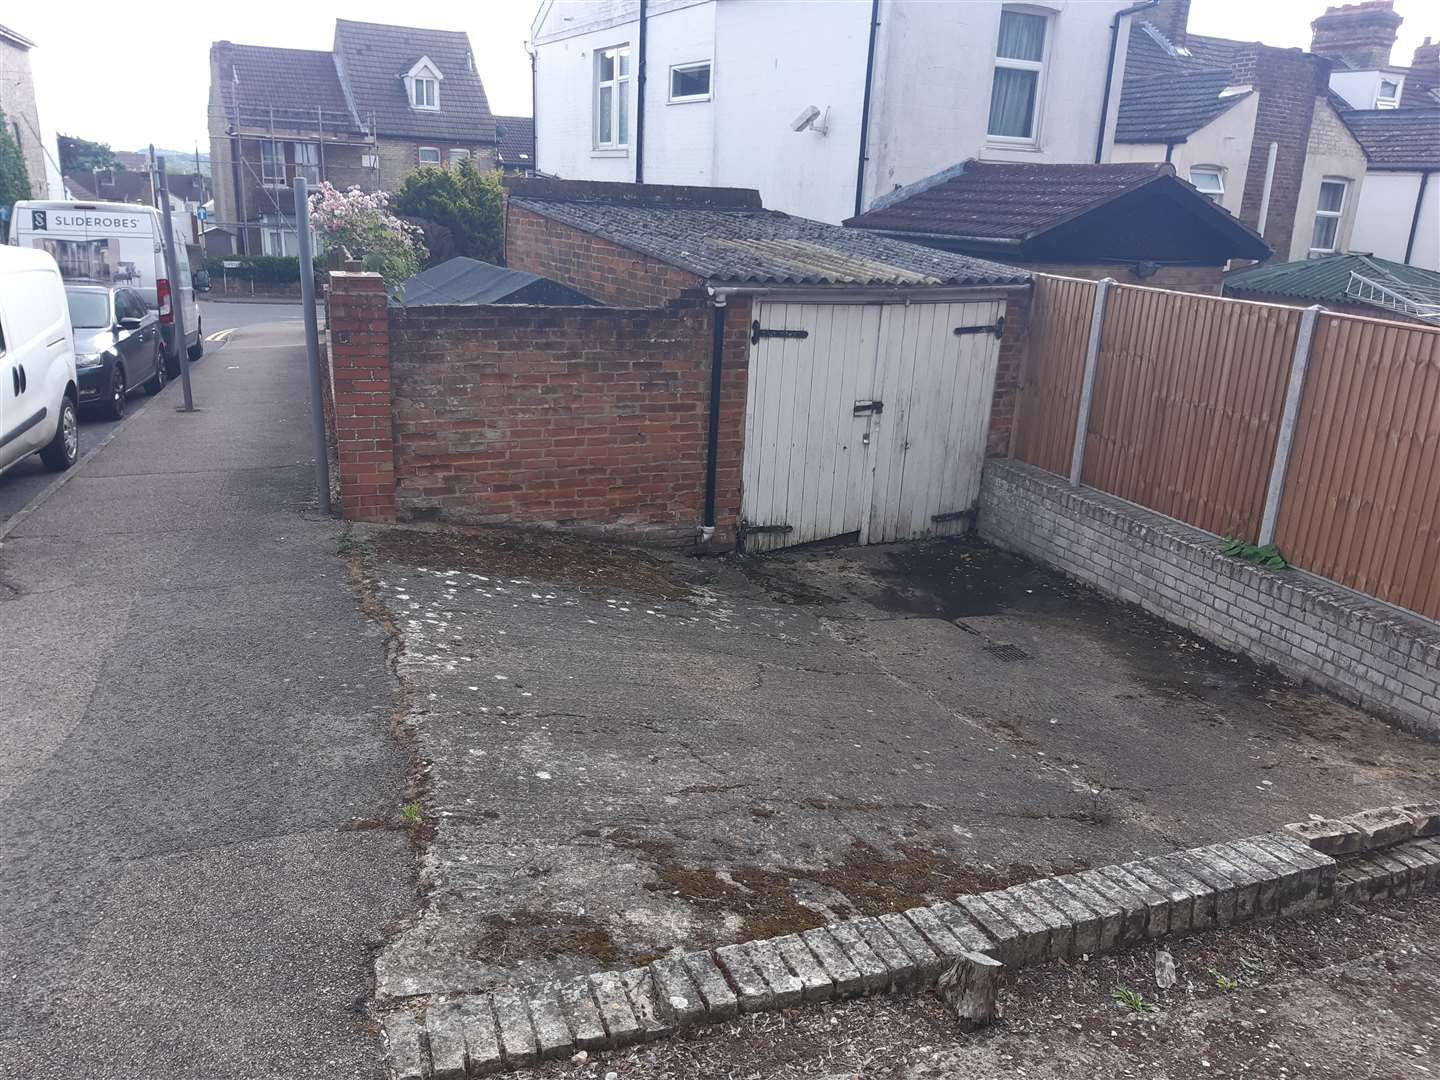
741,297,1006,552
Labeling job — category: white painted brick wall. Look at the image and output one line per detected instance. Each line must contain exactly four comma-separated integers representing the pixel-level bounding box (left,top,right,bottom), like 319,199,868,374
978,460,1440,740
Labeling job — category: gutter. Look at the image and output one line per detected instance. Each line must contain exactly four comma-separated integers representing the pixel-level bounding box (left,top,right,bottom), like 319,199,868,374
635,0,647,183
529,43,539,175
1094,0,1158,164
1404,169,1433,264
853,0,881,218
699,293,727,544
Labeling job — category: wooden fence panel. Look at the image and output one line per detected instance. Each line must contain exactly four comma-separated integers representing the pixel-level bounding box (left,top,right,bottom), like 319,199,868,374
1011,275,1097,476
1079,284,1302,540
1275,314,1440,620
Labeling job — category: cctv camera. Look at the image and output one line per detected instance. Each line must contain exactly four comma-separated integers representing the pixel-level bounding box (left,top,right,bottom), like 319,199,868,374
791,105,821,132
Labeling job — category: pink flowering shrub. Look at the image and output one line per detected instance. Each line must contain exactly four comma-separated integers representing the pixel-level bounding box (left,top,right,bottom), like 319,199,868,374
308,182,426,287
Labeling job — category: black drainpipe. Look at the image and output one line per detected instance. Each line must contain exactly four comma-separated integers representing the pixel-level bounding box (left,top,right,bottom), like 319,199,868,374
635,0,648,183
853,0,881,218
1164,141,1175,163
1094,0,1158,164
701,296,727,538
1404,169,1432,264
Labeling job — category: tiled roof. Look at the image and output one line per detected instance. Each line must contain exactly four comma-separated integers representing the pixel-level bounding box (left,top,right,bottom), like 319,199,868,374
211,42,360,132
1116,70,1252,143
1340,108,1440,167
846,160,1173,239
509,183,1029,289
333,19,495,143
494,115,534,168
1225,252,1440,304
397,256,596,306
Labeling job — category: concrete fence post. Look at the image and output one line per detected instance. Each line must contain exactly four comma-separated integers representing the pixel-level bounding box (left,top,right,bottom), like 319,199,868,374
327,271,397,522
1068,277,1114,488
1257,305,1321,546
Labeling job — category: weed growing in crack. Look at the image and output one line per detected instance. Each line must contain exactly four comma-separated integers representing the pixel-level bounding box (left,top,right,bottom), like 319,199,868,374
400,801,423,827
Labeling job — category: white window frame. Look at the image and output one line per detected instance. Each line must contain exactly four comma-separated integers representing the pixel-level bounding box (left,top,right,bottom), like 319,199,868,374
260,140,285,187
1310,178,1349,254
668,60,712,104
1190,165,1226,204
1376,78,1400,108
293,141,320,186
449,148,470,166
594,44,631,150
986,6,1052,148
404,57,443,111
418,146,442,166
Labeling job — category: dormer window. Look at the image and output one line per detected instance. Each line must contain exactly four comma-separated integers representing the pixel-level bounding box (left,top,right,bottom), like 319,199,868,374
404,56,443,111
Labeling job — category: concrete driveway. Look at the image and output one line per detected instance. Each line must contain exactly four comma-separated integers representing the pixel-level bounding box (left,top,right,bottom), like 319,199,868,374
362,528,1440,1003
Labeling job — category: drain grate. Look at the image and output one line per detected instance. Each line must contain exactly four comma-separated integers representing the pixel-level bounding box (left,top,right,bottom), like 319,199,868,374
984,642,1030,663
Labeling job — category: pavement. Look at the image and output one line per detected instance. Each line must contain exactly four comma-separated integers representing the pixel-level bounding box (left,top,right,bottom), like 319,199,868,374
361,528,1440,1004
0,313,410,1079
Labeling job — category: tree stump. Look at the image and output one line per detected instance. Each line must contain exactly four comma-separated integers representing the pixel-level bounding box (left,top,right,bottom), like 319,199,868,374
935,951,1003,1030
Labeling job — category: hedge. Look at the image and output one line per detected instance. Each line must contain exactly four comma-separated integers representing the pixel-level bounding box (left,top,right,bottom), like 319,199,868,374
203,255,308,283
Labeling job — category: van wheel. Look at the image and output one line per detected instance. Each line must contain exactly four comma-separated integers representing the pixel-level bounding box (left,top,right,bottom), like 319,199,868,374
188,319,204,361
144,341,168,395
105,366,127,421
41,398,79,472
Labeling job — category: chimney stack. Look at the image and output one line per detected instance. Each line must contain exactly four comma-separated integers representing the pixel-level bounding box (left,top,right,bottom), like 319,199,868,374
1310,1,1403,70
1147,0,1193,50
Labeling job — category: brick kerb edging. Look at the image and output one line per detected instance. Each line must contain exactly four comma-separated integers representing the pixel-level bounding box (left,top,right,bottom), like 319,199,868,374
381,802,1440,1078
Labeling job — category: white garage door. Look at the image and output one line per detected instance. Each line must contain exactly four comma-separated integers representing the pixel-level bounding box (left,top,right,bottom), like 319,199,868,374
740,298,1004,553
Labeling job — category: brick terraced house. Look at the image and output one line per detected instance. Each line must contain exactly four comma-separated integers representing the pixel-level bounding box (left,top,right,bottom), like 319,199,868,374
208,19,499,256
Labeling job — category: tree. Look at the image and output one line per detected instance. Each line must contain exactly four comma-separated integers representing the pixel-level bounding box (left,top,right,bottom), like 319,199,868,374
308,183,427,288
392,159,505,264
0,111,32,210
58,133,121,174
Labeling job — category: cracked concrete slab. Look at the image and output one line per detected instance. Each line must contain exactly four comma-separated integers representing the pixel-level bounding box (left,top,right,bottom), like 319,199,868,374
363,530,1440,1004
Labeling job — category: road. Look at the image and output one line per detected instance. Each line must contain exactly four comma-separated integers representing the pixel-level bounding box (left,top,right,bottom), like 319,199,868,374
0,301,319,525
0,311,409,1079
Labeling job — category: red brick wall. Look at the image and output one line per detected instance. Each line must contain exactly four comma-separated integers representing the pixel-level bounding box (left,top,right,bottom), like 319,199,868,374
327,273,396,522
383,296,751,547
988,291,1031,458
506,204,702,307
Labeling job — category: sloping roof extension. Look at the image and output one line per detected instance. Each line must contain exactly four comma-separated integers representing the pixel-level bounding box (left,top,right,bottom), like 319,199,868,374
848,161,1173,238
1117,71,1253,143
494,115,534,168
1225,253,1440,320
333,19,495,142
509,181,1029,290
1340,108,1440,168
397,256,596,306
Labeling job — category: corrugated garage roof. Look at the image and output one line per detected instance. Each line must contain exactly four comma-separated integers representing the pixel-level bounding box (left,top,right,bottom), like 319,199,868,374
509,181,1029,290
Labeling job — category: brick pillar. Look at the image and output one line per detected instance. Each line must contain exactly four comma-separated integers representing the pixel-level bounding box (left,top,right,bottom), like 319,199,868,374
327,271,396,522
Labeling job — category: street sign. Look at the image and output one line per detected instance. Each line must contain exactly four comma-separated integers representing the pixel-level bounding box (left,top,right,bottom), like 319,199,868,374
222,260,241,268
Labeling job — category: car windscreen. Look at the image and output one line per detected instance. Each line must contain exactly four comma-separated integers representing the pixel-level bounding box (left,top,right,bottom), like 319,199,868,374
66,290,111,329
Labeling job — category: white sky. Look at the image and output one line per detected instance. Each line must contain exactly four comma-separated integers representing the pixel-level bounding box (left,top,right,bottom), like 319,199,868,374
15,0,1437,159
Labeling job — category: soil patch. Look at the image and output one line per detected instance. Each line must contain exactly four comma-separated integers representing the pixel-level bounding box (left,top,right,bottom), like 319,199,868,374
367,524,695,599
470,908,624,968
612,832,1083,943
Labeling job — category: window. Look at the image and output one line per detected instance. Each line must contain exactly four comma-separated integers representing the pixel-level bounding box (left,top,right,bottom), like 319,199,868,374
262,218,298,257
595,45,631,148
669,61,711,102
449,148,470,166
1310,179,1349,253
418,146,442,166
412,76,438,109
988,9,1048,141
293,142,319,185
1376,78,1400,108
362,153,380,170
1190,166,1225,203
261,140,285,186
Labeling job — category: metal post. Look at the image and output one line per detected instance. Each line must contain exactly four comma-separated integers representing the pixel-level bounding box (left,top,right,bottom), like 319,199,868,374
294,176,332,514
155,157,195,411
1257,305,1321,546
1069,277,1113,487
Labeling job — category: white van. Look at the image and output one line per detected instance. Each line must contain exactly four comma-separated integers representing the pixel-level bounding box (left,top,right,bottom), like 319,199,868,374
0,246,79,477
9,200,203,376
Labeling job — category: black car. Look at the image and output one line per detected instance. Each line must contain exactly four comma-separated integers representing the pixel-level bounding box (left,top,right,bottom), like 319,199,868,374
65,283,168,419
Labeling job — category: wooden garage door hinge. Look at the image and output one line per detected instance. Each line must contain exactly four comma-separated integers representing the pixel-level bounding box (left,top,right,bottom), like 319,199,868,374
954,316,1005,339
752,321,810,345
